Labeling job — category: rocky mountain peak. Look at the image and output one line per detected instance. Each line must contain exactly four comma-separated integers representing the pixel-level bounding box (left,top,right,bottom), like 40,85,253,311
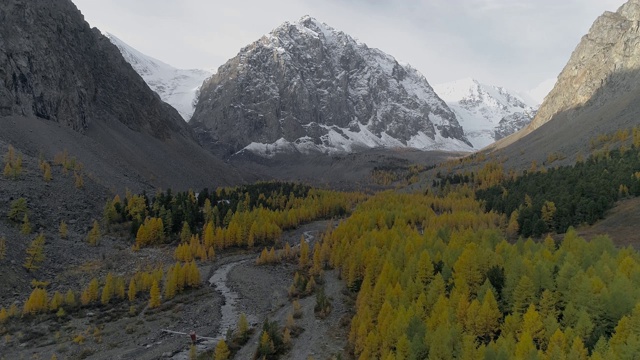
433,79,536,149
191,16,471,157
619,0,640,20
526,0,640,132
0,0,193,140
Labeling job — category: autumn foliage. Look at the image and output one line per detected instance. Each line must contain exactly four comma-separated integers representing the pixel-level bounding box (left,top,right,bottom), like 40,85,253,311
323,190,640,359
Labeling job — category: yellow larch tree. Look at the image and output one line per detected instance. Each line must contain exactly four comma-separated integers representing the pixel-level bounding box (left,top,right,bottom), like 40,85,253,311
87,220,100,246
23,233,45,271
49,291,64,312
65,289,76,308
3,145,22,179
0,307,7,323
0,236,6,260
214,339,231,360
42,161,52,182
299,236,310,268
180,221,191,243
23,287,48,315
59,220,68,239
81,278,100,306
20,213,32,235
128,278,137,302
149,280,161,308
101,272,115,305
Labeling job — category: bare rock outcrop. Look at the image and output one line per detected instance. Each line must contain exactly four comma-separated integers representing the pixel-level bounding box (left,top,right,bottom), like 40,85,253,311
0,0,192,140
191,16,471,157
530,0,640,131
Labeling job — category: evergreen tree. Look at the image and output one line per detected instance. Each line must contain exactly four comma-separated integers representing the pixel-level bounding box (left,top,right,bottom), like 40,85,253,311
7,197,27,222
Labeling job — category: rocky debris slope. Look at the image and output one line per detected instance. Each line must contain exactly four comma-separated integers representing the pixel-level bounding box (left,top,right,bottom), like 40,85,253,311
191,16,472,158
105,33,212,121
433,78,537,149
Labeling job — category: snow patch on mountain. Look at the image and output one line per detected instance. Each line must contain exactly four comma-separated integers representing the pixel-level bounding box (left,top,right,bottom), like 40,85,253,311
433,78,538,149
105,33,211,121
238,122,472,158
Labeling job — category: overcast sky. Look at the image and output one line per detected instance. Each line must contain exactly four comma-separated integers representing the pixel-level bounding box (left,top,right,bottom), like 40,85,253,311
72,0,626,93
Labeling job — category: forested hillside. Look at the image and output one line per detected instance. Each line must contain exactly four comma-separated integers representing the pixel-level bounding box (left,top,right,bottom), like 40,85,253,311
431,127,640,238
322,190,640,359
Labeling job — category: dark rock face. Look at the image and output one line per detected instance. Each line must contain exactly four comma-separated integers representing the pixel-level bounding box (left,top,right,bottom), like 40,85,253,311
191,16,471,157
0,0,191,140
0,0,246,191
494,111,537,141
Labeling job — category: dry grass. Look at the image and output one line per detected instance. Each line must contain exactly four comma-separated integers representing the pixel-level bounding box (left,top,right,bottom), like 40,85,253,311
577,197,640,248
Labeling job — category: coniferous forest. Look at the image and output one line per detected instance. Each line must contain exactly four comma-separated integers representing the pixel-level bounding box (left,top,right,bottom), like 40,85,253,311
5,129,640,359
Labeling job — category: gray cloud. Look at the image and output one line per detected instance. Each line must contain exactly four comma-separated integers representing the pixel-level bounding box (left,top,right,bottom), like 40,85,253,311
71,0,625,92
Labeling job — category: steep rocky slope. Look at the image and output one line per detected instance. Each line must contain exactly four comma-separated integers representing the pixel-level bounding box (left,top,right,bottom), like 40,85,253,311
105,33,212,121
433,78,537,149
191,16,472,158
488,0,640,168
0,0,244,191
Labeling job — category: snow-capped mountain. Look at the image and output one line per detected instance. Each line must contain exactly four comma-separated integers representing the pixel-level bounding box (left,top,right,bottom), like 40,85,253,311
190,16,472,158
433,78,538,149
105,33,211,121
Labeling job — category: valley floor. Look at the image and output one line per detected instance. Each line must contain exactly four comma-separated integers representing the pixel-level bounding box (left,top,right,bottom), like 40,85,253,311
0,220,349,360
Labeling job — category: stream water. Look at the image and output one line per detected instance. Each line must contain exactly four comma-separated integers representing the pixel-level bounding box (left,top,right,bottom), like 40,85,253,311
208,259,250,338
172,259,248,359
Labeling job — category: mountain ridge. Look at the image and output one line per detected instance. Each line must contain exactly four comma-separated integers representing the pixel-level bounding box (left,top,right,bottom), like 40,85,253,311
190,15,473,157
0,0,245,191
104,33,212,121
433,78,537,149
486,0,640,169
